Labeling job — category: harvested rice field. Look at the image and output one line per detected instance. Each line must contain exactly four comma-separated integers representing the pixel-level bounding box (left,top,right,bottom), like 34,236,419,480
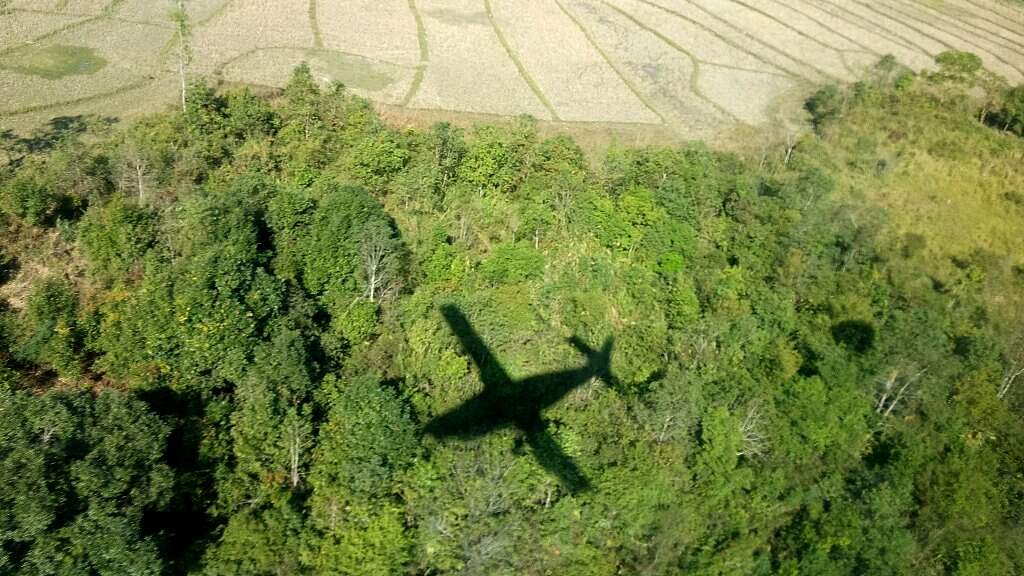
3,0,1024,141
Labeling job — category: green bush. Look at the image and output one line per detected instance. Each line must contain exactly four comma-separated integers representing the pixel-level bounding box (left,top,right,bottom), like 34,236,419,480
78,195,156,282
479,242,544,285
1,172,57,225
17,278,81,377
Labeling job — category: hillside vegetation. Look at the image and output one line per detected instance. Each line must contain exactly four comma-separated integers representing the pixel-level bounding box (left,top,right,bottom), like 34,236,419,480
1,56,1023,575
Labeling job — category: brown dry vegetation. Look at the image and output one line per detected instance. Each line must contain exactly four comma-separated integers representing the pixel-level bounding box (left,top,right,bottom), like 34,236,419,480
1,0,1024,144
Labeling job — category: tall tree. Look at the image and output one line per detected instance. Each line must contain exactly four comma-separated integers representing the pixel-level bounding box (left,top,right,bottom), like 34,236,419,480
171,0,192,112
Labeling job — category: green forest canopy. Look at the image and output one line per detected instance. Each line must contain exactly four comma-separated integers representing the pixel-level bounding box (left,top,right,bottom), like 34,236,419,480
1,54,1023,575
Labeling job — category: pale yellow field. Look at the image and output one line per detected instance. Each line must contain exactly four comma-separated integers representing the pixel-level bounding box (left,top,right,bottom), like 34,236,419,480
193,0,315,75
0,12,87,46
317,0,421,67
488,0,660,124
1,18,171,115
409,0,551,118
116,0,228,25
2,0,1024,140
9,0,110,15
219,47,416,104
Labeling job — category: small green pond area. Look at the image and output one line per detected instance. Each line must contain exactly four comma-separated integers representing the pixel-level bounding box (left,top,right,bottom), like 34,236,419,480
0,44,107,80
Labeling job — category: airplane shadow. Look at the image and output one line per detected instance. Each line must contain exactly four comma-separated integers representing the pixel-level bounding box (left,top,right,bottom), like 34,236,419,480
424,304,614,493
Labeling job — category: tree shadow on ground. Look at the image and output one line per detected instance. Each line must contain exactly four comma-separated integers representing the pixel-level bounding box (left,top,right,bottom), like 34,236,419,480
831,319,876,354
137,386,221,576
1,115,116,167
424,305,614,493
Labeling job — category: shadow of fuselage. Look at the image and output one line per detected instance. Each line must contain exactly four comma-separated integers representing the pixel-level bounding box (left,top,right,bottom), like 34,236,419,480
424,305,613,492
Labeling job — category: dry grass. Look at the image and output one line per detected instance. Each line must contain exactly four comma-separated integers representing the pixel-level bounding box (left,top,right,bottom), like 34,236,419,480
0,19,170,115
409,0,551,118
560,0,728,135
56,0,112,15
192,0,315,75
489,0,659,124
611,0,778,72
114,0,228,26
0,225,83,313
699,64,797,125
0,11,87,47
9,0,107,14
683,0,852,80
1,0,1023,148
0,44,106,80
317,0,421,67
376,101,682,156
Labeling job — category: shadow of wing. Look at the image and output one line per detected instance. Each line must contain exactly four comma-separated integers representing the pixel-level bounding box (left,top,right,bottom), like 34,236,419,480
441,305,511,387
525,428,590,493
424,394,504,439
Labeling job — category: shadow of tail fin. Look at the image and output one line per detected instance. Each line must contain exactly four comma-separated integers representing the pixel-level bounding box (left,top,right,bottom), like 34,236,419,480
597,337,612,371
569,336,613,378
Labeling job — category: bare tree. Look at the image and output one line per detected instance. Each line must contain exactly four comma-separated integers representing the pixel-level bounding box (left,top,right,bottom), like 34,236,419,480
998,363,1024,400
360,221,397,303
876,368,927,418
282,410,310,490
736,403,768,458
171,0,192,112
552,185,574,228
117,134,150,203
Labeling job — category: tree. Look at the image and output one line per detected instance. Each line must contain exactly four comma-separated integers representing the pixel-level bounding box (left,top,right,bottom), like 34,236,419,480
78,194,157,283
200,499,306,576
805,84,845,130
458,118,537,197
171,0,192,112
114,129,154,202
0,389,172,575
359,220,400,303
15,278,82,378
933,50,983,84
1,63,1023,576
303,375,417,575
998,85,1024,135
0,167,58,225
226,327,315,506
998,360,1024,400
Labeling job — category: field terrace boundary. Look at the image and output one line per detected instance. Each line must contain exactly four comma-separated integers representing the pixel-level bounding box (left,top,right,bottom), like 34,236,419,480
550,0,665,125
401,0,429,106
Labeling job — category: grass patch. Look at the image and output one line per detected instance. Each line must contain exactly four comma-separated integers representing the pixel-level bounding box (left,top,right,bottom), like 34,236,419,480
0,45,106,80
818,89,1024,263
308,50,396,92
